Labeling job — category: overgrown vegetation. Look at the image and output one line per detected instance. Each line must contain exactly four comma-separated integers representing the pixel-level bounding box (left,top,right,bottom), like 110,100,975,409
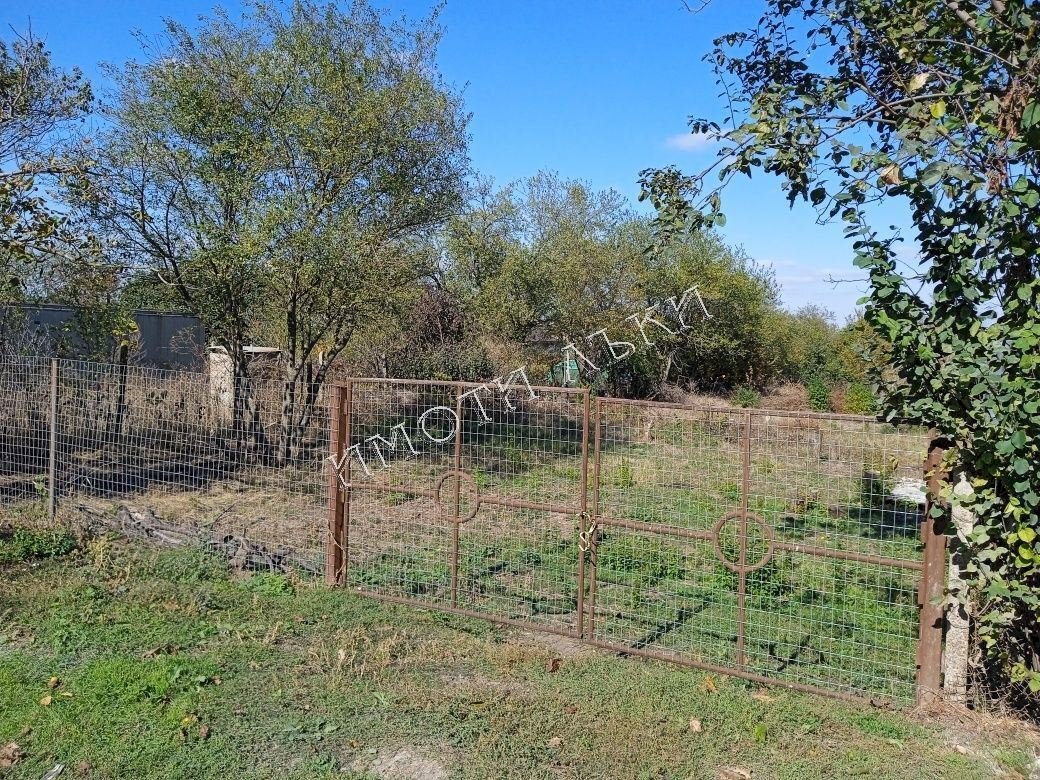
1,14,875,408
0,527,76,564
0,542,1033,779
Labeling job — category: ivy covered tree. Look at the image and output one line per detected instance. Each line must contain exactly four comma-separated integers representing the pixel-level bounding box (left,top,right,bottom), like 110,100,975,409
641,1,1040,704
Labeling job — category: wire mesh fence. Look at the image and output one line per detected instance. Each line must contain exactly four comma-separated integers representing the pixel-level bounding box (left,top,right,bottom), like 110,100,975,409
0,356,328,574
329,381,935,703
335,378,589,637
1,359,938,702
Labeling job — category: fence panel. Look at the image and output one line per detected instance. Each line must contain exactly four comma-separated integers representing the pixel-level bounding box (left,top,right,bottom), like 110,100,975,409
0,356,51,507
586,401,930,701
1,357,328,574
587,401,746,672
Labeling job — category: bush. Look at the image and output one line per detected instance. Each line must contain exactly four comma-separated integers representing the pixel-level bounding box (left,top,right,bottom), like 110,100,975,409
730,385,760,408
385,286,494,382
805,377,831,411
842,382,876,415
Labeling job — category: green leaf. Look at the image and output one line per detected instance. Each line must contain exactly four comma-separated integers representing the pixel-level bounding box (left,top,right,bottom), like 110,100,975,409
929,100,946,119
919,162,945,186
1022,101,1040,130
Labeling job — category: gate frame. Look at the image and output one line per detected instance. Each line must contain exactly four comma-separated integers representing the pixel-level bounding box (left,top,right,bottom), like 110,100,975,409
325,379,949,704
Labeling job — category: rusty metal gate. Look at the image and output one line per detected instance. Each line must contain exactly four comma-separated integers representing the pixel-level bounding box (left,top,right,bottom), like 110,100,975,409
326,378,944,703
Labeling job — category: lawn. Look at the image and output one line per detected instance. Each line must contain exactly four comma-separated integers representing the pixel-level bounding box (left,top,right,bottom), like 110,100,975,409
1,536,1036,780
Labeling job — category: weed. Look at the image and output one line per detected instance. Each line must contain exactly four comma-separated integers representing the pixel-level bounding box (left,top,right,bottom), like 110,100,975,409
244,572,295,596
597,533,683,587
731,385,760,408
614,459,635,488
654,420,686,446
721,481,741,502
0,527,77,564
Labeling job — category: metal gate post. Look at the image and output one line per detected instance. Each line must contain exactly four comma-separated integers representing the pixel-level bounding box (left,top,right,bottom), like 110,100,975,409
916,430,951,703
325,383,349,586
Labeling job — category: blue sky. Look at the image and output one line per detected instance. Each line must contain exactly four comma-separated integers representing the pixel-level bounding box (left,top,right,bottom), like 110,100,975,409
12,0,914,317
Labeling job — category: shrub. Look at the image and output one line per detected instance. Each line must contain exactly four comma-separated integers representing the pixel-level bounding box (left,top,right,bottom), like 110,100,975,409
730,385,760,408
805,377,830,411
842,382,876,415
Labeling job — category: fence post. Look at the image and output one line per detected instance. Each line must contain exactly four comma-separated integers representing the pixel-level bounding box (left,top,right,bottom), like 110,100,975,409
943,487,975,704
47,358,58,522
916,430,951,704
325,384,347,586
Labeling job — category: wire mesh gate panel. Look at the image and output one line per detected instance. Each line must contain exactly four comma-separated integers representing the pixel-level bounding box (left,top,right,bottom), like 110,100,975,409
330,378,589,638
587,401,929,701
328,380,934,702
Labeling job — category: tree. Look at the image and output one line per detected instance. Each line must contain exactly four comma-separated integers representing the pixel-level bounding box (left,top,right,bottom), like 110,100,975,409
0,28,93,305
474,173,645,348
82,1,469,460
641,0,1040,703
441,173,784,395
641,231,783,391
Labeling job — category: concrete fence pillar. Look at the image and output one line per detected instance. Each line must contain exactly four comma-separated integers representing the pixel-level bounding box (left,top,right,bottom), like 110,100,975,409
208,347,235,427
944,474,976,705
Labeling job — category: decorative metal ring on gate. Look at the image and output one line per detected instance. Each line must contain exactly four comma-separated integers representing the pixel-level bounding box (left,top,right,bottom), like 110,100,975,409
710,510,775,573
432,470,482,523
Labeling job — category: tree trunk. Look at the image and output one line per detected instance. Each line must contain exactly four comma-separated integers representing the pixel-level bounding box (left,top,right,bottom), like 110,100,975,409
277,360,300,466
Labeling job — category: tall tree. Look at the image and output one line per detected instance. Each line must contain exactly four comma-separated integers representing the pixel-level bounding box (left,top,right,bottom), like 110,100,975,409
0,28,93,306
641,0,1040,703
82,1,469,459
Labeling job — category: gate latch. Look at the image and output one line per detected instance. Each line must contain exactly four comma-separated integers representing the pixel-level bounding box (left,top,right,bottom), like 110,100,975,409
578,511,598,553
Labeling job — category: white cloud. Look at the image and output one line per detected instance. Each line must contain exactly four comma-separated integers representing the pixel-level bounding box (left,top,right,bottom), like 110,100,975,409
664,131,716,152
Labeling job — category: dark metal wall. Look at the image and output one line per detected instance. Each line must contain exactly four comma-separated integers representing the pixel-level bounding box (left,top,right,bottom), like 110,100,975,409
0,304,205,368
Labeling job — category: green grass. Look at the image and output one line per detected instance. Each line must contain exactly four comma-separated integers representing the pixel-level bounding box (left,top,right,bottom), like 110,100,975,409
0,541,1029,779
